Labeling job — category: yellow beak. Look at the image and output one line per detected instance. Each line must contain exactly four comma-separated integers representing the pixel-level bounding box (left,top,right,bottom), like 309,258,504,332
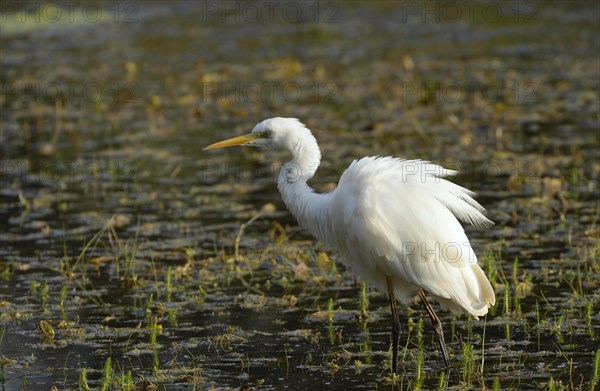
202,133,259,151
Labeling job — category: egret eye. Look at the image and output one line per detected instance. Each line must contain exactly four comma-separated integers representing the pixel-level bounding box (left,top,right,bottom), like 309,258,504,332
262,130,272,138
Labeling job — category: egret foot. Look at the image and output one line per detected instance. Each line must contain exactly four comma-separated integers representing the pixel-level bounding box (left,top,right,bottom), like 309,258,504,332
418,289,451,367
386,277,402,373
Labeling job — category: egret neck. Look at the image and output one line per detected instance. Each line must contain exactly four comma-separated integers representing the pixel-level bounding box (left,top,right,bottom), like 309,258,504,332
276,130,334,245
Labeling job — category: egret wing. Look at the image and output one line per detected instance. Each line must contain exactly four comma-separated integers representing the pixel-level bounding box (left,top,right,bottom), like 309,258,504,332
330,157,495,317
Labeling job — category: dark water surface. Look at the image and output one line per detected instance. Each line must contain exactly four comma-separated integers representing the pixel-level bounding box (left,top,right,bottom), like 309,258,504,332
1,2,599,390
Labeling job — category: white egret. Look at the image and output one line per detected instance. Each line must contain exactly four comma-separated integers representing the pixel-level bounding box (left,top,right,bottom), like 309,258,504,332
204,117,495,371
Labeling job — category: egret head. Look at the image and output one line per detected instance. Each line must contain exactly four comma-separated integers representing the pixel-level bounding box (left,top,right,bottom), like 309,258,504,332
203,117,311,152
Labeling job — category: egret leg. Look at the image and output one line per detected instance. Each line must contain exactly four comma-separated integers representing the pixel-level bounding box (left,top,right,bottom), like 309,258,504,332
418,289,451,367
386,277,401,373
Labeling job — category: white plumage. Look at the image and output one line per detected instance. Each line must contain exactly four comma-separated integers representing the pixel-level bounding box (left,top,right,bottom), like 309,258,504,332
204,117,496,371
331,157,495,316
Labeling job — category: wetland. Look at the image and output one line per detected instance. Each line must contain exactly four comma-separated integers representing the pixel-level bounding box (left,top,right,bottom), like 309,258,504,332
1,2,599,390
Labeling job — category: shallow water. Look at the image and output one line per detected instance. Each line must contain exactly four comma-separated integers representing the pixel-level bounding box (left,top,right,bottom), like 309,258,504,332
1,2,599,390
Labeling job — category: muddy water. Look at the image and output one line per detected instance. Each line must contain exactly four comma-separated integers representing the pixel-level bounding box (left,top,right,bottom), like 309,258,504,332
1,2,599,390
